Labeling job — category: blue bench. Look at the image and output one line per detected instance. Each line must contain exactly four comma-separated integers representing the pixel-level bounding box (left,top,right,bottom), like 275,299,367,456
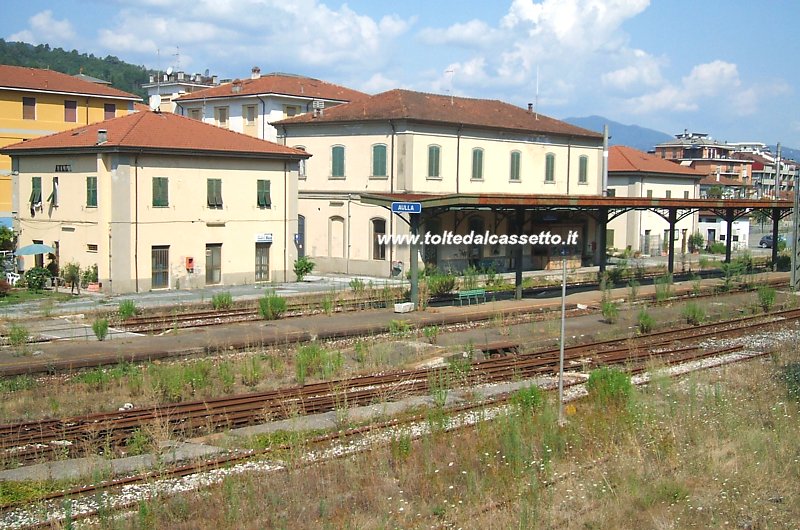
456,288,486,305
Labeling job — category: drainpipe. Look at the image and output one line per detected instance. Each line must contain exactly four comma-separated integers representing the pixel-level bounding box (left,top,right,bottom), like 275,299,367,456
389,120,396,276
456,124,463,193
602,125,609,195
346,194,351,274
257,96,267,140
566,137,572,195
284,160,288,283
134,151,141,292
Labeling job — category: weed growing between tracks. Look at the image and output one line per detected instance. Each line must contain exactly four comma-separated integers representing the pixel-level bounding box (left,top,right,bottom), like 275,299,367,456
94,347,800,529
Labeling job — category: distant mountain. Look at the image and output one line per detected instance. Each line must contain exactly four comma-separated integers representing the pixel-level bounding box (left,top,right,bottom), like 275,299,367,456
0,39,153,98
771,145,800,162
563,115,673,152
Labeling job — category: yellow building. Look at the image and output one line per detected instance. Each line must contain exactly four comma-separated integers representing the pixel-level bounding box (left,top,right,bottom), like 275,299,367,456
0,64,140,226
1,111,309,293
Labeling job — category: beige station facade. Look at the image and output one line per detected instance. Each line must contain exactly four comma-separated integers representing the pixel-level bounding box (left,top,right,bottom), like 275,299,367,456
277,90,605,276
2,111,308,293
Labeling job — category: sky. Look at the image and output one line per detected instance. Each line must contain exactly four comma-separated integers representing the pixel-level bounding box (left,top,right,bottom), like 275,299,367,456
4,0,800,148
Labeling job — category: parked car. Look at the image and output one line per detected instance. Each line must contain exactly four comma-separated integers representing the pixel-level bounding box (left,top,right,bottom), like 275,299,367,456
758,234,786,248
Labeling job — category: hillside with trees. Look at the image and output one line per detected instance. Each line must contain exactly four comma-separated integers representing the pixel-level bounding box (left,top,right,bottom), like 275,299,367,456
0,39,152,98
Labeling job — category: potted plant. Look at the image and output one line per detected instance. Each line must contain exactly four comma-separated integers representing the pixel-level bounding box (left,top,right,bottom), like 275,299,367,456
82,264,100,292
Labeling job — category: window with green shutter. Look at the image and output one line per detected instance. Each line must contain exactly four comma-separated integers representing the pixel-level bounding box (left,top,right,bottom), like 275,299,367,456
331,145,345,178
471,148,484,180
152,177,169,207
428,145,441,178
86,176,97,207
578,155,588,184
29,177,42,206
257,179,271,208
372,144,387,177
510,151,521,181
47,176,58,206
207,178,223,208
545,153,555,182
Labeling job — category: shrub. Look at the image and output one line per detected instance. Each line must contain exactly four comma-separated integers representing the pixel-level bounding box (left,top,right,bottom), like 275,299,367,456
8,324,29,352
510,385,544,412
757,285,777,312
0,280,10,297
259,294,287,320
211,292,233,310
62,262,81,292
708,242,726,254
118,299,138,320
586,367,632,407
783,362,800,402
293,256,315,282
427,273,456,297
688,232,704,253
92,318,109,341
24,267,51,292
422,325,439,344
682,302,705,325
775,254,791,272
638,308,655,334
81,264,98,287
655,274,672,302
601,299,619,324
460,266,479,290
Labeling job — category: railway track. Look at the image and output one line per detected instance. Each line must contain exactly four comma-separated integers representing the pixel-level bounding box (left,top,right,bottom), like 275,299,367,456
3,306,797,467
114,273,785,334
0,340,771,525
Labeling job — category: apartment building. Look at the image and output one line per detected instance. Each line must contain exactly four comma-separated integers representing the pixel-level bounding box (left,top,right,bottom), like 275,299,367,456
173,67,366,142
607,146,702,255
276,89,604,276
653,131,753,198
0,64,140,227
141,70,221,113
1,111,309,293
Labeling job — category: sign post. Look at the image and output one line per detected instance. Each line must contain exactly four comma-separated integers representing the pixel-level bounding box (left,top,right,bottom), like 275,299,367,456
391,202,423,310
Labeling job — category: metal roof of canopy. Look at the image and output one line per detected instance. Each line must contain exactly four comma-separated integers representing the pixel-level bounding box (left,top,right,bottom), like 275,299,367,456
359,192,792,212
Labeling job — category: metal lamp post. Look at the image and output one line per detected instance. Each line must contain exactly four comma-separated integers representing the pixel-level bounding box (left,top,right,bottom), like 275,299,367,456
558,247,567,426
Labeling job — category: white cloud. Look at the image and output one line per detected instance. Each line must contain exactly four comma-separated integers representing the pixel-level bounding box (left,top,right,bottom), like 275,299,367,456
500,0,650,53
602,50,664,91
8,10,76,46
91,1,412,75
359,73,401,94
682,60,740,96
625,60,740,114
416,0,651,109
418,19,498,47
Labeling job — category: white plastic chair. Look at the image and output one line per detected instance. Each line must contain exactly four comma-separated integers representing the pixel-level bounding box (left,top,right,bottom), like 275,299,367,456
5,272,20,286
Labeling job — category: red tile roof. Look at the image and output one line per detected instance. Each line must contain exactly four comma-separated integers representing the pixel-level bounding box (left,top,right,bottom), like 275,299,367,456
175,73,366,103
609,145,704,178
276,89,602,139
1,111,309,159
0,64,140,100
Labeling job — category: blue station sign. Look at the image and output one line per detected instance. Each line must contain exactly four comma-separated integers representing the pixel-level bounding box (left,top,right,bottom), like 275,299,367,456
391,201,422,214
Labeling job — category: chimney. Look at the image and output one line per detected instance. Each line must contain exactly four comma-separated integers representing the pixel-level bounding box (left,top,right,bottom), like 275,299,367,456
528,103,533,113
251,66,261,80
97,129,108,144
212,75,219,84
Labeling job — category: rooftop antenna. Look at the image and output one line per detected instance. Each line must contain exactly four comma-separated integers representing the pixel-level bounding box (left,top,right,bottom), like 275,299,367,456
535,65,539,120
172,46,181,72
445,69,455,105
